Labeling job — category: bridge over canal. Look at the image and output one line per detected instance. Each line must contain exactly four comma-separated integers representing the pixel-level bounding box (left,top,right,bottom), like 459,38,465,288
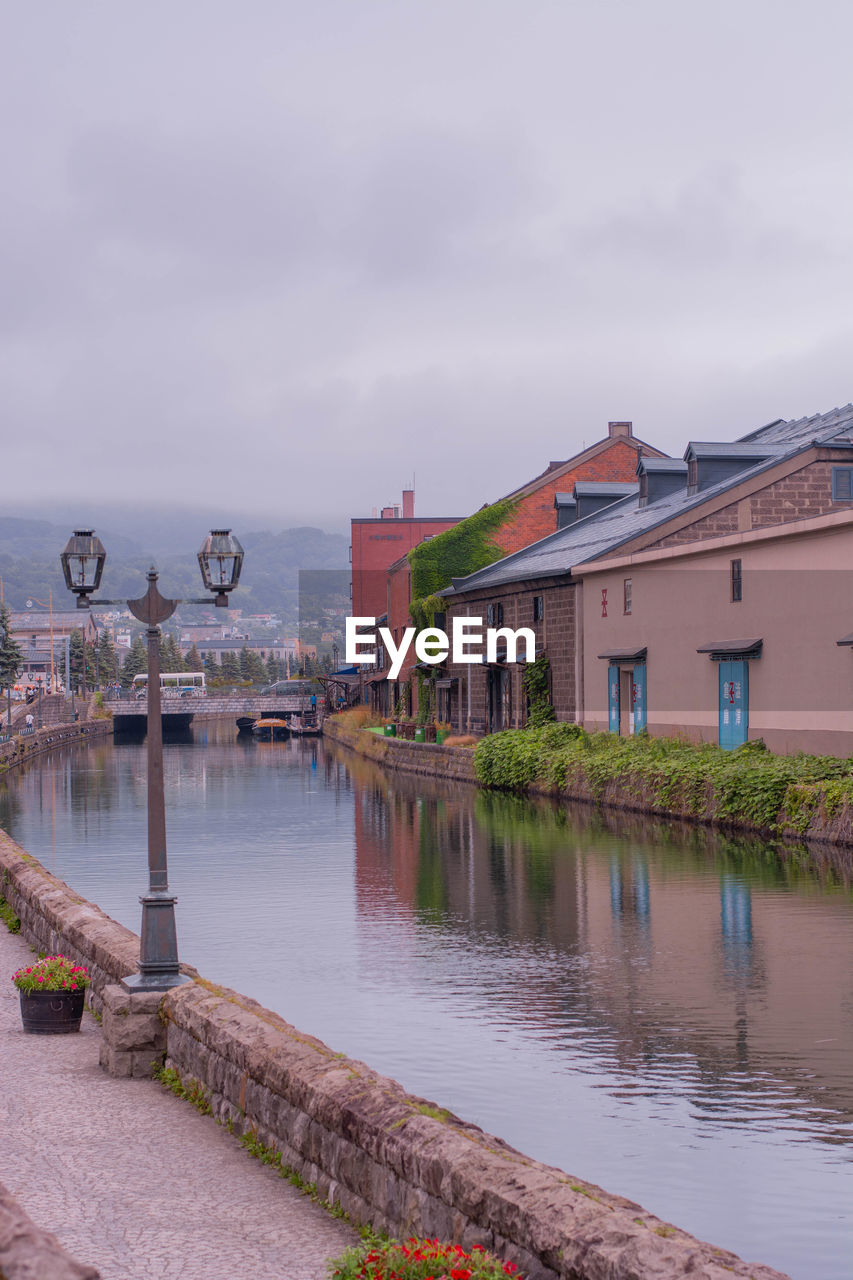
104,693,321,733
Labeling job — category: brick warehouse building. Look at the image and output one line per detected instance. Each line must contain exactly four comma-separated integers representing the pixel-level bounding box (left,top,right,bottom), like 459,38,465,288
436,404,853,754
350,488,463,621
363,421,667,715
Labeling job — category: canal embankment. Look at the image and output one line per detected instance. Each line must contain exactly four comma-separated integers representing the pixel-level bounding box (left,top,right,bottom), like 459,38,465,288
0,819,789,1280
322,717,853,849
0,719,111,773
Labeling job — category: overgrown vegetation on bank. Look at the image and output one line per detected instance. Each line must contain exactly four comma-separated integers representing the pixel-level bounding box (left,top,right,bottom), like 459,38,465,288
474,725,853,835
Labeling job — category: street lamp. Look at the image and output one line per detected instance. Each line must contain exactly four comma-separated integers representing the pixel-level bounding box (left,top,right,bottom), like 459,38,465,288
60,527,244,991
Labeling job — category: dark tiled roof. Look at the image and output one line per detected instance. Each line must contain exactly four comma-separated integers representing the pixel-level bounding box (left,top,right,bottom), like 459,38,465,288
573,481,638,497
638,457,688,474
441,403,853,596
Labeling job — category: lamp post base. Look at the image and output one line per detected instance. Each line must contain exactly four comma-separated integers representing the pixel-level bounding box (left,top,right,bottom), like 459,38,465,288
121,970,192,993
125,890,192,993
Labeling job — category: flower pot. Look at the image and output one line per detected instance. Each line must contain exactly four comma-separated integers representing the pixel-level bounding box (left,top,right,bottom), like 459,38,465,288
19,988,85,1035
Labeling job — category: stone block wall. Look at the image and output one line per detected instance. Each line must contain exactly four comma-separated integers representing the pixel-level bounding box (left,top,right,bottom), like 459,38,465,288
161,980,787,1280
323,719,478,783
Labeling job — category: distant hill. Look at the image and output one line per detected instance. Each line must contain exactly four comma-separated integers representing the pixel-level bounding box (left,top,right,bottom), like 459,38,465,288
0,514,348,626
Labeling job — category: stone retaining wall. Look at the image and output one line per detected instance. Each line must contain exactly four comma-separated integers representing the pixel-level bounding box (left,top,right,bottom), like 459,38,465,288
323,719,478,783
0,720,111,773
0,825,788,1280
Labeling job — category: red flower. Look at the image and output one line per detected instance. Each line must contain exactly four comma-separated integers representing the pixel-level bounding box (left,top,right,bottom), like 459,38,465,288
451,1269,472,1279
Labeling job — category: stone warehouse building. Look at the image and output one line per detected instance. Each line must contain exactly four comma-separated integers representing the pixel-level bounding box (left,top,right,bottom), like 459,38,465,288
438,404,853,756
364,421,667,716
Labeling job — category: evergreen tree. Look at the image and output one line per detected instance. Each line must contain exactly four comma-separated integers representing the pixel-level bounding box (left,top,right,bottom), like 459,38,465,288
239,645,252,680
203,650,220,680
219,650,241,683
160,633,184,672
266,653,281,683
245,651,268,685
0,605,24,719
185,644,203,672
121,636,148,688
68,631,85,691
97,632,119,685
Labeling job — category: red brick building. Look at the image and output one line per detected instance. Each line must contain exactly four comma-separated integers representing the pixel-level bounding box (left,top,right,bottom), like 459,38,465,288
489,420,665,555
364,422,666,715
437,404,853,752
350,488,462,621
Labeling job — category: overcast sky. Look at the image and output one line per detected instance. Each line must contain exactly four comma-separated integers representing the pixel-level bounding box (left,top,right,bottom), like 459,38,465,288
3,1,853,534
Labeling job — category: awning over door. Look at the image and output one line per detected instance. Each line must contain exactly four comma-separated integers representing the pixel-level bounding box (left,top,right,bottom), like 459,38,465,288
696,638,763,661
597,646,647,664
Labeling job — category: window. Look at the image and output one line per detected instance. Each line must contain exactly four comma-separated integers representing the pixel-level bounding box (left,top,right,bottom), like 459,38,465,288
832,467,853,501
731,558,742,603
487,603,504,627
623,578,632,615
533,595,544,622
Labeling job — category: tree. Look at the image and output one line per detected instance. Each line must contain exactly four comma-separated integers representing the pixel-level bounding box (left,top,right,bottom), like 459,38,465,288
0,604,23,723
219,650,241,683
121,636,148,688
160,633,184,672
266,653,281,684
245,651,268,685
185,644,203,672
239,645,252,681
68,631,85,691
97,632,119,685
203,650,220,680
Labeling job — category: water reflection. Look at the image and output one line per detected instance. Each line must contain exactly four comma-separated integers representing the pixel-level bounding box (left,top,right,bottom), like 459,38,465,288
1,727,852,1279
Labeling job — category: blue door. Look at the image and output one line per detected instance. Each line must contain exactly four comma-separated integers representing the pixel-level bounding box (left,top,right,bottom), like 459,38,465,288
718,660,748,749
608,668,620,733
632,664,647,735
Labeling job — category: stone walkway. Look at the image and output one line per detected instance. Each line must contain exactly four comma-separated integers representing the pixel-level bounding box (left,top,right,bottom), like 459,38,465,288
0,924,356,1280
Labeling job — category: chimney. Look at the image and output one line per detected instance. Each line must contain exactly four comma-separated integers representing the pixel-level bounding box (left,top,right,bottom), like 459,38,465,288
402,489,414,519
380,506,396,520
608,421,633,438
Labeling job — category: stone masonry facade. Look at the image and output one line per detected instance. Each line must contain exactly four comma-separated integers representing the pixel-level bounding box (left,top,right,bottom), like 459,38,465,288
645,457,842,549
444,579,576,735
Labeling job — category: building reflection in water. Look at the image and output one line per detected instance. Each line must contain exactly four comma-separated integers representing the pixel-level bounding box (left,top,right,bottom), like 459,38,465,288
348,756,853,1134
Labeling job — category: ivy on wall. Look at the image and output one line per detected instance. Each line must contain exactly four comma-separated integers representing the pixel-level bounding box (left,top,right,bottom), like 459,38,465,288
522,654,556,728
408,498,519,623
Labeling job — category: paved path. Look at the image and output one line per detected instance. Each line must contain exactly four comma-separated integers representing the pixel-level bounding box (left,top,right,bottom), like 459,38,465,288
0,924,356,1280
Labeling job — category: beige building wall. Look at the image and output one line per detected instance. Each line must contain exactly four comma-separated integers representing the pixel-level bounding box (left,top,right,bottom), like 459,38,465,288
578,511,853,755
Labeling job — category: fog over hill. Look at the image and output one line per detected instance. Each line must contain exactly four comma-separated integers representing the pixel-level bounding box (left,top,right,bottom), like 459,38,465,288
0,505,348,625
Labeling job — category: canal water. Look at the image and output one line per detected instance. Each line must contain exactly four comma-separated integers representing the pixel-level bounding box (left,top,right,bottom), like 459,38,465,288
1,723,851,1280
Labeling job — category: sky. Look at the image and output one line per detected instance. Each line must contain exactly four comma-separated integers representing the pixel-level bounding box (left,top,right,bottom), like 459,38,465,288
3,1,853,535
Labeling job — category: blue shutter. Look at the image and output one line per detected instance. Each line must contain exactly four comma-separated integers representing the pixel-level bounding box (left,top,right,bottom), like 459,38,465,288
718,660,749,749
632,663,647,734
608,668,620,733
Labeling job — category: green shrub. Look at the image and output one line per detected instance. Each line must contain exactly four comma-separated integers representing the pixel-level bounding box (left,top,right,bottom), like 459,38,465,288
474,727,853,834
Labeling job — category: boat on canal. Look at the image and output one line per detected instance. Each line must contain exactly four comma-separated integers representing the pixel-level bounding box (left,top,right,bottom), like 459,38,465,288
251,717,290,741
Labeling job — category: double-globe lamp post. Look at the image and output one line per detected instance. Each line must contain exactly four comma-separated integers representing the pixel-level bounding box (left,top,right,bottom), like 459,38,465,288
60,529,244,992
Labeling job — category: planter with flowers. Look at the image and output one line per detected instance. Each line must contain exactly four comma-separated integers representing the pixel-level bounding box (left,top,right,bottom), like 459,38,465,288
12,955,91,1035
328,1236,522,1280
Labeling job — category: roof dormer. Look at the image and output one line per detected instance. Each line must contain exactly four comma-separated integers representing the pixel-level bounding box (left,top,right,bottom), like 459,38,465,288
572,481,638,521
683,443,778,495
636,456,689,507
